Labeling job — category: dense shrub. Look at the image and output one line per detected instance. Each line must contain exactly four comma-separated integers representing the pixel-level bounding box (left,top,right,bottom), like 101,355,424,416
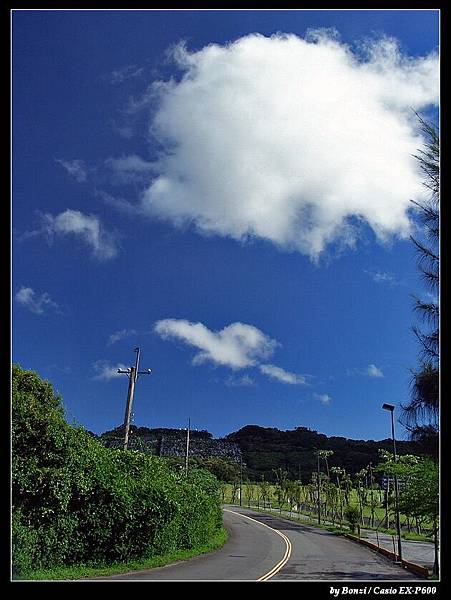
344,504,361,533
12,364,223,577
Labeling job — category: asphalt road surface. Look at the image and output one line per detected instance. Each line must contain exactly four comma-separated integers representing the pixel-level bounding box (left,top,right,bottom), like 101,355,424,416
90,507,423,581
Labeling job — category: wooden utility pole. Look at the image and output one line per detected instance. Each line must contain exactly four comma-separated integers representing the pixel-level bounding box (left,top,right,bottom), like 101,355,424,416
118,347,151,450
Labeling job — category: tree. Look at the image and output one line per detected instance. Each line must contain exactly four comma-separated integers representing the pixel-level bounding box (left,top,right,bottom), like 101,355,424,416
330,466,346,528
243,480,255,508
355,468,368,524
344,504,361,534
258,476,271,508
402,113,439,449
12,364,224,577
318,449,334,479
273,468,289,514
375,449,439,574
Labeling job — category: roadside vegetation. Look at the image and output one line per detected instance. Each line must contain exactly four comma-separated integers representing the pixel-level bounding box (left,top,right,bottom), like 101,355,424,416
12,364,226,580
220,450,438,545
19,528,228,581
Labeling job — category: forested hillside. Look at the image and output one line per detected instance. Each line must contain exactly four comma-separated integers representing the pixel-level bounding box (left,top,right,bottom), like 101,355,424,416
97,423,431,483
225,425,427,481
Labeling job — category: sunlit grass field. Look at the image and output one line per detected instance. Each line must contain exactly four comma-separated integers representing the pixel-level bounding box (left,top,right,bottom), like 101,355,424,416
220,482,432,537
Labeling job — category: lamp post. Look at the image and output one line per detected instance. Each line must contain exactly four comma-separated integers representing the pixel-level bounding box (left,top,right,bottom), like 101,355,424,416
239,455,243,507
382,403,403,562
316,450,321,525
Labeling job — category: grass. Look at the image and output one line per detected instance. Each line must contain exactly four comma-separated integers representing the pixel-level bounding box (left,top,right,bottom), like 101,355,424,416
401,532,433,542
223,483,433,537
14,527,229,581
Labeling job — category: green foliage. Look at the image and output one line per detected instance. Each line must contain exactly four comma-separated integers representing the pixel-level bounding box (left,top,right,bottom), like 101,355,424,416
226,425,425,481
344,504,361,533
12,365,223,578
376,450,438,523
193,458,241,483
403,114,439,447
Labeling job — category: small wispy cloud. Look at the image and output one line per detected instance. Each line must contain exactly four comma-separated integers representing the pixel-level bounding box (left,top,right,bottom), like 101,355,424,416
93,360,129,381
95,190,142,217
15,286,59,315
108,329,139,345
23,209,120,261
55,158,88,183
259,364,307,385
110,65,144,85
347,364,385,378
105,154,154,174
366,364,384,378
103,154,155,185
314,393,331,405
364,269,401,286
225,374,255,387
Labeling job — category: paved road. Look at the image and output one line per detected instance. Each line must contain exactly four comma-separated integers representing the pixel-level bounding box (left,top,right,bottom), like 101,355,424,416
241,509,422,581
90,508,424,581
250,505,436,569
90,509,287,581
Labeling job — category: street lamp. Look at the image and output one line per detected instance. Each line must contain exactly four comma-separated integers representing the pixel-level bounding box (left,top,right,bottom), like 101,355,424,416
382,403,403,562
239,455,243,507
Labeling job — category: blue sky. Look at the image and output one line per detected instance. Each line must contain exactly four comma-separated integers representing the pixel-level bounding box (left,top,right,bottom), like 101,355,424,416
12,9,439,441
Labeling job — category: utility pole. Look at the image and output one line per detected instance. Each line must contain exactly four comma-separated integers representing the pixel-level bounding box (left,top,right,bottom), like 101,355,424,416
118,347,151,450
185,418,191,477
239,455,243,507
382,403,403,563
369,462,375,527
316,450,321,525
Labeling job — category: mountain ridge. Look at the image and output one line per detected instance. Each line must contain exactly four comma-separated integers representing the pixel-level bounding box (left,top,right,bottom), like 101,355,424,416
96,423,434,480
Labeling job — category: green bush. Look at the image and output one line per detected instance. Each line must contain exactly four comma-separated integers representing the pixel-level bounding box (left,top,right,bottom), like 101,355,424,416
344,504,361,533
12,364,223,577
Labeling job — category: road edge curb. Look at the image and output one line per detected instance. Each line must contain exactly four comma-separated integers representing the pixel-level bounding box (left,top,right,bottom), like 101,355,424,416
344,534,432,579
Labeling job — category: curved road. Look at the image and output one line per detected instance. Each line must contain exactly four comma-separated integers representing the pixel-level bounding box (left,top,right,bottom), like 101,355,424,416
90,507,423,581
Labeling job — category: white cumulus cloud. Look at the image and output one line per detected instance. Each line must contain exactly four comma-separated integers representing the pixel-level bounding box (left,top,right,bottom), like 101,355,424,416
135,32,437,260
154,319,278,369
259,363,307,385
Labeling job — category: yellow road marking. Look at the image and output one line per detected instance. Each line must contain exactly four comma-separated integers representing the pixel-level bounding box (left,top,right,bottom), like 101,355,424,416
224,509,292,581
